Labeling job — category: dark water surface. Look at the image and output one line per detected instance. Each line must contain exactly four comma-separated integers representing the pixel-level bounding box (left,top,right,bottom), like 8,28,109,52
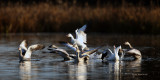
0,33,160,80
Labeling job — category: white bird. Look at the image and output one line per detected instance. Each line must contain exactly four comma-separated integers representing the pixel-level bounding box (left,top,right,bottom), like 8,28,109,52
48,43,100,62
72,44,100,63
123,41,142,59
59,41,77,52
67,24,89,51
59,41,101,59
48,45,76,61
74,45,89,63
18,40,45,61
48,44,88,62
101,46,122,61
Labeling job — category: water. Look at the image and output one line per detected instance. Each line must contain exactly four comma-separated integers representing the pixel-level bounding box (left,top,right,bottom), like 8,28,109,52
0,33,160,80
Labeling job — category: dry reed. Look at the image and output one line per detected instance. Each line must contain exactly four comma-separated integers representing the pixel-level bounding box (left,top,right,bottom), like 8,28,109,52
0,3,160,34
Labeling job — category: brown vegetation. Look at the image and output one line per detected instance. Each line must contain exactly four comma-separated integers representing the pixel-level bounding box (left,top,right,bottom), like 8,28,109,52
0,2,160,34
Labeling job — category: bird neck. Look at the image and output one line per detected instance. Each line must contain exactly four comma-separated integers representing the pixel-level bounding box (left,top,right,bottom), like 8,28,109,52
128,44,133,49
69,34,74,40
19,50,24,59
75,51,80,63
69,35,76,44
114,51,119,61
75,29,78,35
114,47,120,56
75,45,81,62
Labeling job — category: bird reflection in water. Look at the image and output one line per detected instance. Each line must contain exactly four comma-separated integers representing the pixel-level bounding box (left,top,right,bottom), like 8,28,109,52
68,61,87,80
107,58,141,80
124,58,142,73
108,61,120,80
19,61,31,80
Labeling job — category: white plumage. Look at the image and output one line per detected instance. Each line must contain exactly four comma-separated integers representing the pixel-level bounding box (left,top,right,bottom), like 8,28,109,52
123,41,142,59
101,46,122,61
48,42,100,62
19,40,45,61
59,41,77,52
48,45,75,61
60,41,100,56
67,24,88,51
75,24,87,43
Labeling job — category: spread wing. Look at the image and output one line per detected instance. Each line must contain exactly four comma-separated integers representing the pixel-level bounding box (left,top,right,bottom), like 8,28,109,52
52,48,71,60
77,31,87,43
19,40,28,51
82,47,101,55
24,44,45,58
75,24,87,43
59,41,76,51
78,24,87,32
29,44,45,51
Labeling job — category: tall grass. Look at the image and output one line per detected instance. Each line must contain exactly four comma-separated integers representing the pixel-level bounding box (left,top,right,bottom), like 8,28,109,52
0,3,160,34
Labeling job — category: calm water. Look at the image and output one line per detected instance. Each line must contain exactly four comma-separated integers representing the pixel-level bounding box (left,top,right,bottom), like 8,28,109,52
0,33,160,80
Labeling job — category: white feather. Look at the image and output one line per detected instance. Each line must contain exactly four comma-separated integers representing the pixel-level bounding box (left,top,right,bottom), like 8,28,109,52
19,40,28,51
67,24,88,50
124,41,142,59
60,42,76,51
24,44,44,59
76,24,87,43
19,40,44,61
103,46,121,61
78,24,87,32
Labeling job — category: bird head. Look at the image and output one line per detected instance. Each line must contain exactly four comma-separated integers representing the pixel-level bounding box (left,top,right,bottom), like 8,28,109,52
49,45,57,49
66,33,72,37
48,45,57,50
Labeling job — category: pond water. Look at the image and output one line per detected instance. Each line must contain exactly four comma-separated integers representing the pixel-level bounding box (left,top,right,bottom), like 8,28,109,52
0,33,160,80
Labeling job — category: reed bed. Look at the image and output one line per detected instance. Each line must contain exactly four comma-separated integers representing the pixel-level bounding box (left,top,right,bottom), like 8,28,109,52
0,3,160,34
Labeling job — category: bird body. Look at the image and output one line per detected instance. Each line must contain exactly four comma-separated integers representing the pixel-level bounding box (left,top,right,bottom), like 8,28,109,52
67,24,88,51
102,46,122,61
19,40,45,61
124,42,142,59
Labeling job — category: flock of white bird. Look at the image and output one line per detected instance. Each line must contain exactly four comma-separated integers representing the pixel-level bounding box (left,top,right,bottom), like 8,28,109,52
18,24,142,63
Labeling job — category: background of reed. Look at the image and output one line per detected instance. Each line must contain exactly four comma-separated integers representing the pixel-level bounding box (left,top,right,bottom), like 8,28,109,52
0,0,160,34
